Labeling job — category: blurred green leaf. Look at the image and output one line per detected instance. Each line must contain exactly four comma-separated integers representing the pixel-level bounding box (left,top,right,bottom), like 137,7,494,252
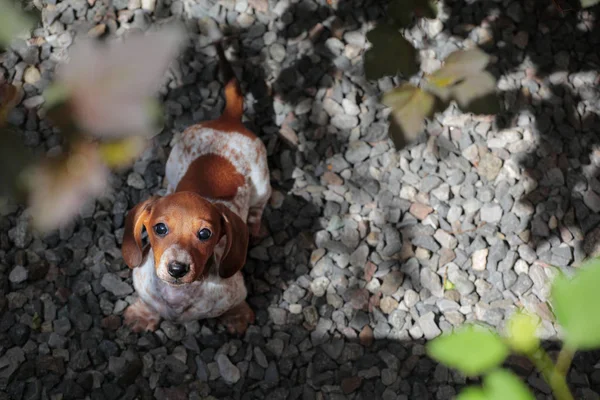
99,136,146,168
25,141,108,233
444,279,455,291
581,0,600,7
485,370,535,400
364,24,417,80
0,0,35,46
457,387,487,400
551,259,600,350
506,311,540,354
43,83,70,111
456,370,534,400
382,84,435,149
427,48,491,88
450,71,500,115
426,325,509,376
388,0,437,27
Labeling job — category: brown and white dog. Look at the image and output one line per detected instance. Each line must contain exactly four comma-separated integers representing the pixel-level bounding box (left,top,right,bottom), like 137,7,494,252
121,41,271,335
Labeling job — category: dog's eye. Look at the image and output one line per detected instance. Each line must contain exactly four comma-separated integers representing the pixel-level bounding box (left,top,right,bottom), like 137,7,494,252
197,228,212,241
153,223,168,236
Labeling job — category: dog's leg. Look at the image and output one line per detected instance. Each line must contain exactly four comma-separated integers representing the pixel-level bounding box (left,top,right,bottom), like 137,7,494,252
124,299,161,333
218,301,255,336
247,198,270,241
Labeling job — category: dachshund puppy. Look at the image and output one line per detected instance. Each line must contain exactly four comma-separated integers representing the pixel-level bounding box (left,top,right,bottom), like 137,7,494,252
121,41,271,335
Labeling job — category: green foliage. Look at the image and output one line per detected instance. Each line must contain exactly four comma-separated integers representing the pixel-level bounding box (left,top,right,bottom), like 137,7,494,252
506,311,540,354
426,325,509,376
364,0,502,149
0,0,35,47
374,47,500,149
429,259,600,400
580,0,600,7
381,84,435,148
364,24,417,81
551,259,600,350
457,387,487,400
456,370,535,400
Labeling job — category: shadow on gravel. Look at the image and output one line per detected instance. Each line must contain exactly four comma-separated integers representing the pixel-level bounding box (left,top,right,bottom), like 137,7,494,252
440,0,600,253
5,1,600,399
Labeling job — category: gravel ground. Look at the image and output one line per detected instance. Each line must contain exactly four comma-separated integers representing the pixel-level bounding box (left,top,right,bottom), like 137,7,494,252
2,0,600,398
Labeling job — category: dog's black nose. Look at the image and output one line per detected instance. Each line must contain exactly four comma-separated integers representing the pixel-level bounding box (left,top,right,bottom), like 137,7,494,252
167,261,189,278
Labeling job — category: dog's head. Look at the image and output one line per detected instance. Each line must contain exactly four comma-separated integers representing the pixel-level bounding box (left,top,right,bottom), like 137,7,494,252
121,192,248,284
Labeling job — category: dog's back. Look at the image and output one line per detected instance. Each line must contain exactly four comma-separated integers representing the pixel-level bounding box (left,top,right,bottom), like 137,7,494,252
165,41,271,231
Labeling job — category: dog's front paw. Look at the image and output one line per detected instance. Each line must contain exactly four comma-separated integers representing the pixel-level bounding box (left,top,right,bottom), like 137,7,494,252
219,301,255,336
124,299,161,333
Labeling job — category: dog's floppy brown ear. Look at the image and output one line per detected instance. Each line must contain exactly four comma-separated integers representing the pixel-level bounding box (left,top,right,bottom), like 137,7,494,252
122,196,158,268
215,203,249,279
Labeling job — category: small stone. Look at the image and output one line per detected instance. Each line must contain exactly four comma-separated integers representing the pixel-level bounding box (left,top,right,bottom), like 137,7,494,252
472,248,488,271
141,0,155,11
332,114,359,130
584,191,600,213
341,376,363,394
404,290,419,308
380,271,404,296
127,172,146,189
380,297,399,314
480,204,503,224
100,273,133,297
269,43,286,63
310,277,330,297
9,265,28,283
421,268,443,297
478,153,503,181
512,274,533,296
410,203,433,220
268,307,287,325
23,66,41,84
216,354,240,384
418,312,441,339
345,141,370,163
359,325,374,346
434,230,457,249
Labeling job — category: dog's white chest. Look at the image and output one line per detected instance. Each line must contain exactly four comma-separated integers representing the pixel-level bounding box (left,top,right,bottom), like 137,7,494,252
132,254,247,322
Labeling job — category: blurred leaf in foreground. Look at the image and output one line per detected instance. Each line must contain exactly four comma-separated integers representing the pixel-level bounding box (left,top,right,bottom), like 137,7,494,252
551,259,600,350
427,325,509,376
581,0,600,7
24,142,109,233
506,311,540,354
451,71,500,114
0,0,35,47
426,48,499,115
382,83,435,148
50,24,185,138
99,136,147,168
388,0,437,27
484,370,535,400
427,48,491,88
364,24,417,81
457,370,534,400
457,387,486,400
